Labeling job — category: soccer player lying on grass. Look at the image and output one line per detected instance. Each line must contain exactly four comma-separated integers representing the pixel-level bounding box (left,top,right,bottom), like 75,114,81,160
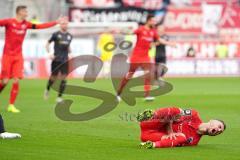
137,107,226,148
0,114,21,139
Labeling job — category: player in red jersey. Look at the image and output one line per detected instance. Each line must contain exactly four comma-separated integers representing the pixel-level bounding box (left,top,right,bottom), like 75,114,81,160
0,5,66,113
137,107,226,148
116,15,176,102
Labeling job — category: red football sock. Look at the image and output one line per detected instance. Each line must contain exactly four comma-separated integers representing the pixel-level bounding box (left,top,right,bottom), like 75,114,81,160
9,82,19,105
0,82,6,93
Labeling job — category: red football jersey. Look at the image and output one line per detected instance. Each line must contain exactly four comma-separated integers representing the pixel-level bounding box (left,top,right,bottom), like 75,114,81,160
130,26,159,63
172,109,203,146
0,18,56,56
154,107,202,146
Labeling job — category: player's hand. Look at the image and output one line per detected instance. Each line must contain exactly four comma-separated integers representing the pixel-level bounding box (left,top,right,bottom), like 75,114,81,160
56,16,68,24
48,53,55,60
68,53,74,59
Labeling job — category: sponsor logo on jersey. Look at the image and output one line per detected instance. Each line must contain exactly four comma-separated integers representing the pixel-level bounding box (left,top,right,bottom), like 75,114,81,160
59,41,69,45
150,31,154,36
21,24,27,29
12,29,25,35
142,36,154,42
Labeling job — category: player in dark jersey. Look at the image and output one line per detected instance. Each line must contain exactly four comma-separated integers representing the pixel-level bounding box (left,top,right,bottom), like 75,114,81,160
0,114,21,139
44,20,73,103
137,107,226,148
154,24,169,81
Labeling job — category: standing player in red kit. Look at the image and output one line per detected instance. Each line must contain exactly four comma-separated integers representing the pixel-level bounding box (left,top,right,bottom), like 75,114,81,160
137,107,226,148
116,15,176,102
0,6,65,113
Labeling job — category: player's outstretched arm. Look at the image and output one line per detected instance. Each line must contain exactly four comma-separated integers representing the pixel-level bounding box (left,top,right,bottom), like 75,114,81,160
34,21,57,29
157,38,177,48
76,28,132,36
0,19,9,27
116,29,135,35
28,16,67,29
27,21,57,29
110,27,136,35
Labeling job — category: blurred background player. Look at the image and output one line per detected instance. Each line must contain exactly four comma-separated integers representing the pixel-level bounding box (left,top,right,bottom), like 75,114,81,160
0,114,21,139
216,40,228,59
44,19,73,103
116,15,176,101
138,107,226,148
97,32,115,77
154,24,169,81
186,45,196,57
0,5,65,113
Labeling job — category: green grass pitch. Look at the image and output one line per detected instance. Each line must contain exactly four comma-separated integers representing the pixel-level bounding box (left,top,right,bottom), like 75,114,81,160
0,77,239,160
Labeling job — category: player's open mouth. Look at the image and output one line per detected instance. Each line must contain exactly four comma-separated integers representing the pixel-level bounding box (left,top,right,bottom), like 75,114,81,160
210,129,217,135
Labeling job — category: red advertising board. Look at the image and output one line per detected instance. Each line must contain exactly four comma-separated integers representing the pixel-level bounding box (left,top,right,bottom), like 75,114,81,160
191,0,232,6
164,7,202,34
220,5,240,28
164,5,240,34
